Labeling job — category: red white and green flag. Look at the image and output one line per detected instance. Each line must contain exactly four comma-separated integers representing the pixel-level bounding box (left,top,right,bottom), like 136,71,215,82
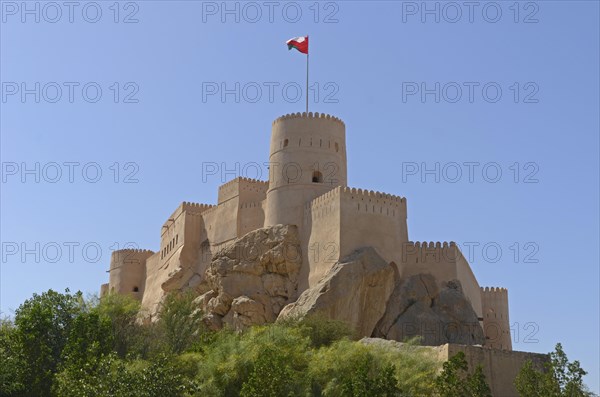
286,36,308,54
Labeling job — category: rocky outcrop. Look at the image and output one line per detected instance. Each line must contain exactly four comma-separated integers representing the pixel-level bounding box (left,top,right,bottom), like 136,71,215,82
196,224,302,331
374,274,485,346
277,247,396,337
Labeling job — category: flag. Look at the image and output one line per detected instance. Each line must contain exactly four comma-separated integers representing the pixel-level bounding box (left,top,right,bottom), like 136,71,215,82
287,36,308,54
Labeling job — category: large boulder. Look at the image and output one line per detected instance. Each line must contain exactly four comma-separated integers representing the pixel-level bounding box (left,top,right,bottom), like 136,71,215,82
196,224,302,331
277,247,396,337
373,274,485,346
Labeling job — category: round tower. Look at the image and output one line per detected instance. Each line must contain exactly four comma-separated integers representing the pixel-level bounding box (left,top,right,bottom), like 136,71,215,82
264,112,347,228
108,249,154,300
480,287,512,350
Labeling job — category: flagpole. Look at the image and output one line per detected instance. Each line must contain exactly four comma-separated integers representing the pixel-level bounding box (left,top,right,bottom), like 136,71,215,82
306,41,309,114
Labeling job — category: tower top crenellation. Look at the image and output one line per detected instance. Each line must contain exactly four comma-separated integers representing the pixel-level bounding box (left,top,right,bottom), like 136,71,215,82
272,112,345,127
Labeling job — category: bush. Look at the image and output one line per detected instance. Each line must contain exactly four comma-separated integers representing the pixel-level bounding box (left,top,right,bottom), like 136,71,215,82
157,291,207,354
309,340,400,396
195,325,311,397
283,313,355,348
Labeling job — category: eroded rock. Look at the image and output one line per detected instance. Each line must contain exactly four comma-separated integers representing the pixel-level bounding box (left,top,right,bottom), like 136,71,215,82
197,224,301,331
277,247,396,337
374,274,485,346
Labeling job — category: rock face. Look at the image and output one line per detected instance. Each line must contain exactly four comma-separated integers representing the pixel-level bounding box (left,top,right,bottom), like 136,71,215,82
374,274,485,346
196,224,302,331
277,247,396,337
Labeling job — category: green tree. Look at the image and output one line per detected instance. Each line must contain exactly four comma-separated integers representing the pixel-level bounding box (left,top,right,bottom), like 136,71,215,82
157,291,205,354
435,351,491,397
96,293,140,357
60,310,114,367
515,343,596,397
12,289,84,396
54,353,195,397
0,318,25,396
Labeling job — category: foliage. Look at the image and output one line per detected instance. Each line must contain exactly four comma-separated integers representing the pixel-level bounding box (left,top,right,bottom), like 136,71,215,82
434,351,492,397
11,289,84,396
195,324,310,397
95,293,140,357
157,290,206,354
288,313,355,348
308,339,400,396
0,318,25,396
1,289,596,397
515,343,597,397
53,353,196,397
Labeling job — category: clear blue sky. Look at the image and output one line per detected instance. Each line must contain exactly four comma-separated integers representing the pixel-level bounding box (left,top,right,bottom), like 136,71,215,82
1,0,598,391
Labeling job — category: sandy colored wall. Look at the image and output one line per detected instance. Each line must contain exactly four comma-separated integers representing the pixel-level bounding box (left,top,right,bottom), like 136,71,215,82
140,252,162,316
302,186,408,290
303,187,341,290
108,249,154,300
400,242,482,320
218,177,268,206
264,112,347,230
439,344,546,396
481,287,512,350
338,187,408,267
238,201,265,237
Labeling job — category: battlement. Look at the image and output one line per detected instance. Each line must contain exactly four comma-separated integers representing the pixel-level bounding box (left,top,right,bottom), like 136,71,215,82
411,241,456,249
307,186,341,209
481,287,508,294
341,187,405,203
218,177,268,205
340,186,407,218
110,249,154,267
162,202,214,232
272,112,345,127
182,202,215,213
401,241,459,264
112,248,155,254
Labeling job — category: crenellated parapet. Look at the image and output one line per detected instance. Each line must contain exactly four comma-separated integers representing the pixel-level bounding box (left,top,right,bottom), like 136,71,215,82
481,286,512,350
402,241,458,263
182,202,215,214
272,112,345,127
108,249,155,299
399,241,482,320
307,186,341,209
340,187,407,218
218,177,268,205
162,202,215,233
481,286,508,294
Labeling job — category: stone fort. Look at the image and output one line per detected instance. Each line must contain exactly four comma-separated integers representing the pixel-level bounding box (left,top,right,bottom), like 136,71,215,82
101,112,513,352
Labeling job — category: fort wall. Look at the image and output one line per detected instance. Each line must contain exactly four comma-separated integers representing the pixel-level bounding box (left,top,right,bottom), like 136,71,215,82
439,344,543,396
217,177,268,205
339,187,408,268
303,187,408,289
481,287,512,350
159,202,214,265
108,249,154,300
265,112,347,231
400,242,482,320
238,201,265,237
303,187,341,289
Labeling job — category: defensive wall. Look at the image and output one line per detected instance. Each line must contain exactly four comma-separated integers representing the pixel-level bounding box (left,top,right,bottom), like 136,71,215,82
400,242,483,321
303,186,408,289
481,287,512,350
